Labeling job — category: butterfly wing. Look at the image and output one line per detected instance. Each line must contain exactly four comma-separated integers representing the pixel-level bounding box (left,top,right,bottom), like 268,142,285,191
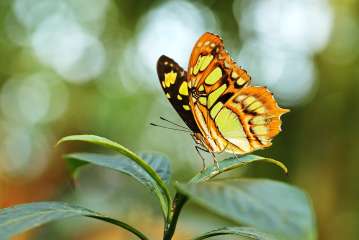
188,32,251,95
214,86,289,154
187,33,288,154
157,55,200,133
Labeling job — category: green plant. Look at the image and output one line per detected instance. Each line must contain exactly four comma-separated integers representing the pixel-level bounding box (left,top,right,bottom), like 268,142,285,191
0,135,317,240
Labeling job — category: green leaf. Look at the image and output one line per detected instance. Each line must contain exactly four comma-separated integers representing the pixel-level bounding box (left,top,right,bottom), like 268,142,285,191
191,155,288,183
0,202,148,240
192,227,276,240
65,152,171,183
57,135,171,219
140,152,171,184
176,179,316,240
64,152,170,214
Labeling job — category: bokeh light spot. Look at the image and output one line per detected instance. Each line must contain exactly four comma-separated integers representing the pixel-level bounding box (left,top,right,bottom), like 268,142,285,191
118,1,218,91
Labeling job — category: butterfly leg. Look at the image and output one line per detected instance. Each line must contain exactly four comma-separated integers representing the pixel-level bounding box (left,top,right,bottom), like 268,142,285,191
220,142,241,160
231,152,241,161
198,135,220,170
195,145,208,171
210,152,220,170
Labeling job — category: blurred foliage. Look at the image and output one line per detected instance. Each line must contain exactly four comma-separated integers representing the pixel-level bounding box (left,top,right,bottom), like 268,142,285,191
0,0,358,239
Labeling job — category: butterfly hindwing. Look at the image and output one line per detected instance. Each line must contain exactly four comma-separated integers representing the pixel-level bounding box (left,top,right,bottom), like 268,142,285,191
157,55,199,132
219,86,289,153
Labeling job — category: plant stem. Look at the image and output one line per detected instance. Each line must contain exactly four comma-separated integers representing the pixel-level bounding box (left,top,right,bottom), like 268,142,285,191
163,192,188,240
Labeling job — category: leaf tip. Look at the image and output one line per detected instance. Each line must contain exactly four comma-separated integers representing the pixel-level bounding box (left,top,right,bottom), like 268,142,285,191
55,137,66,147
56,135,78,147
278,161,288,175
55,134,94,147
264,157,288,175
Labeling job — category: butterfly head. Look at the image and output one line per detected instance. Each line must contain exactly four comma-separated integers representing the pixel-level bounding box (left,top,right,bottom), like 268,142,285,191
189,86,206,100
191,132,202,145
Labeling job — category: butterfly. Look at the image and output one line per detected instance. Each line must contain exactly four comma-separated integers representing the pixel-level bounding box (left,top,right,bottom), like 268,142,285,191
156,32,289,164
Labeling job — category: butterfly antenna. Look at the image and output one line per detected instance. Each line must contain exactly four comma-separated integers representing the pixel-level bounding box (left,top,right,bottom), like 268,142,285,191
159,116,189,130
150,122,192,133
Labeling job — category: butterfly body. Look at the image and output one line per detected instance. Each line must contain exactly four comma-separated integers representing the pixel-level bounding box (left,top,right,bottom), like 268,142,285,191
157,32,288,156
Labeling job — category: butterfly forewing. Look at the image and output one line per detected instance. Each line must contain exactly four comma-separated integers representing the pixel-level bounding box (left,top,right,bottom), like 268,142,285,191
188,32,251,96
157,55,199,132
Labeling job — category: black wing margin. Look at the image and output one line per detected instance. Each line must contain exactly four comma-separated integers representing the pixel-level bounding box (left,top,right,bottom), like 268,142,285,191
156,55,200,133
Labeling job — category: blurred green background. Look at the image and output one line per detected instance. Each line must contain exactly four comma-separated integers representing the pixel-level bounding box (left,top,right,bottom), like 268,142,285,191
0,0,358,239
